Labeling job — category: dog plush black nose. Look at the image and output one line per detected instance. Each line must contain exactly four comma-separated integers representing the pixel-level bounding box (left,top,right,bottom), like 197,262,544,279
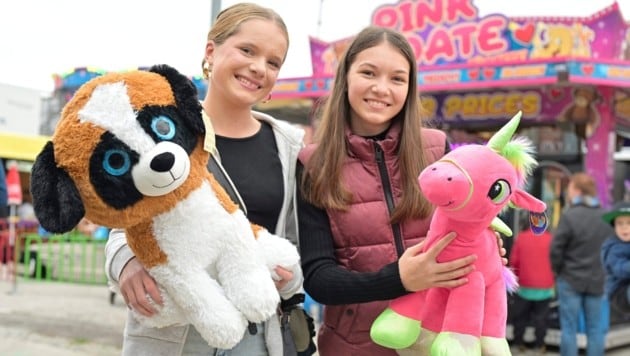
150,152,175,172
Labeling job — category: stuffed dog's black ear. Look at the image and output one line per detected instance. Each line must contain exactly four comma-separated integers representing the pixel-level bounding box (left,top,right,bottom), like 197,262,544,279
149,64,205,136
31,141,85,234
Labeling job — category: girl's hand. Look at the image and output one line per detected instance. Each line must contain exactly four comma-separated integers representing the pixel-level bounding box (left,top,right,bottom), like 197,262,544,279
496,232,508,266
273,266,294,291
398,232,477,292
119,258,163,316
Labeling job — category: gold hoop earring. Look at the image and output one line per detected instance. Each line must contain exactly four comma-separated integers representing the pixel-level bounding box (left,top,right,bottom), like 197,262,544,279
202,60,211,80
262,93,272,104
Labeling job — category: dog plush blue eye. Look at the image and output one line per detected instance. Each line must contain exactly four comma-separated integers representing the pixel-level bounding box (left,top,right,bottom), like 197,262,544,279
103,149,131,176
151,115,176,140
488,179,511,204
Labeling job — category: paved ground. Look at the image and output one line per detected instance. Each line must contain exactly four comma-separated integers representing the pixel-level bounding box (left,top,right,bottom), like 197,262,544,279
2,279,630,356
0,279,125,356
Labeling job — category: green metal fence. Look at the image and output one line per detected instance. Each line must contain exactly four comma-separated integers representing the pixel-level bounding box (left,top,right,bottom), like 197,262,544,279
20,232,108,285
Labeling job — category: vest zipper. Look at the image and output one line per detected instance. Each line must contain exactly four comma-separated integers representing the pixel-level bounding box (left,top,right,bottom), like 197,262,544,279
374,142,405,257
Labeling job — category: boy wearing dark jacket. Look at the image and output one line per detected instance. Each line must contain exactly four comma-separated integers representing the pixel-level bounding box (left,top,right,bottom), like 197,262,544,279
601,201,630,314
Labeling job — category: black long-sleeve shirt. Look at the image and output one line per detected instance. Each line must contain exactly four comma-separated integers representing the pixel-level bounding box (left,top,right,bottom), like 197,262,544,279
296,163,408,305
297,139,450,306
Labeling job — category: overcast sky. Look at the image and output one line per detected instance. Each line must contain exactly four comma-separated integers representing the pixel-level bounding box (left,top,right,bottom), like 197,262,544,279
1,0,628,93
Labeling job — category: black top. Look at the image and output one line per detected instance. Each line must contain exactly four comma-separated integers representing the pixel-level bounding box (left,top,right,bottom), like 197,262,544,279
297,162,407,305
216,122,284,232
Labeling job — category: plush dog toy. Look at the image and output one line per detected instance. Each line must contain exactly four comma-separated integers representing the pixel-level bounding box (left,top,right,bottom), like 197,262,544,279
370,112,547,355
30,64,300,349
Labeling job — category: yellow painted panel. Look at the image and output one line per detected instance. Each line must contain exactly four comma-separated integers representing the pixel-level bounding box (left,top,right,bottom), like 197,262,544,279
0,132,50,162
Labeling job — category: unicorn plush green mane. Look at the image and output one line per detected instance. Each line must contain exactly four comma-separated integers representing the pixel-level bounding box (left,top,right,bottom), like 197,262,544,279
370,111,547,356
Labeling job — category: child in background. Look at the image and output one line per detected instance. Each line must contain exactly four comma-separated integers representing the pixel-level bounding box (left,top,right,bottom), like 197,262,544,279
509,214,555,354
601,201,630,315
77,218,99,237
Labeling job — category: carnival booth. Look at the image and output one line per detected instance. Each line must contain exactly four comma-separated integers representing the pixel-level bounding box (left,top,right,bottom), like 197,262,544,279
268,0,630,349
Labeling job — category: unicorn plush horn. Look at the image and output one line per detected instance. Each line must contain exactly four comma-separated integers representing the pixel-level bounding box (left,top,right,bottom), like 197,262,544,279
487,111,522,152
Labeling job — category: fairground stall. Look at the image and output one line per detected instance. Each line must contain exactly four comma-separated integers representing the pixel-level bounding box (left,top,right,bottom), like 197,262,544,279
267,0,630,349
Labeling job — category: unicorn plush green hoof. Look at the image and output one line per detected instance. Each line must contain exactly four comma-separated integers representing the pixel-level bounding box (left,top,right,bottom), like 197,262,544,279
430,332,481,356
480,336,512,356
370,308,421,349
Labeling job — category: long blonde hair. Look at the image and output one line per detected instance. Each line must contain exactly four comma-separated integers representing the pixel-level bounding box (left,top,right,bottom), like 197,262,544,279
302,26,433,223
201,3,289,79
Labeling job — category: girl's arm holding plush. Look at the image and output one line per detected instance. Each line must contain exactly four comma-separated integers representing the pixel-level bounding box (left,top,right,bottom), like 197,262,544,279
105,227,301,312
104,229,163,316
298,179,474,305
104,228,133,287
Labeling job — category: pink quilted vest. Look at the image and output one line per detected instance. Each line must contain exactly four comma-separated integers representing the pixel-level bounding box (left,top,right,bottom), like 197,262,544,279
299,123,446,355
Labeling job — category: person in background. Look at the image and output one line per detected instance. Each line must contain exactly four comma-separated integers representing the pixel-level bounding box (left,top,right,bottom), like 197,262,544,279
550,172,612,356
0,158,7,267
509,213,555,354
76,217,109,240
104,3,306,355
0,158,7,219
601,201,630,315
76,217,99,237
297,26,478,355
17,201,35,221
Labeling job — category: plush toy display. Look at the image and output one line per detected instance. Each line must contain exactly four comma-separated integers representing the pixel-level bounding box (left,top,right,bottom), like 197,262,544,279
30,64,300,349
370,112,547,355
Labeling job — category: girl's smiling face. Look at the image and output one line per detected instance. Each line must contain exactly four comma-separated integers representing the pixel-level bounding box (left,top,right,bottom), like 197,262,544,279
346,42,410,136
614,215,630,242
207,18,287,107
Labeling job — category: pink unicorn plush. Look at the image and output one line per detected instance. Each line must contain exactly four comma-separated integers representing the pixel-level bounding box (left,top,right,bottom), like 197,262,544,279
370,111,547,356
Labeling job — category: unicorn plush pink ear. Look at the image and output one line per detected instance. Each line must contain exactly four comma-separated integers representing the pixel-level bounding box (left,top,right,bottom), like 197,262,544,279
511,189,546,213
510,168,548,235
512,189,548,234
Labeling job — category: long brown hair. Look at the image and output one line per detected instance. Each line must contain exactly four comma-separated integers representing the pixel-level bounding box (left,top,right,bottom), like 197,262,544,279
570,172,597,197
201,3,289,79
302,26,432,223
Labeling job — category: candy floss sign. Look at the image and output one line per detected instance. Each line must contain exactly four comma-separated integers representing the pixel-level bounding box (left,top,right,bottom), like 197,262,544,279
372,0,508,65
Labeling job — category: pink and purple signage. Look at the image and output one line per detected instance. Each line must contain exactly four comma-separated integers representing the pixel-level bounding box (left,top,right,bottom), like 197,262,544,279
422,86,593,126
422,85,615,206
309,0,627,77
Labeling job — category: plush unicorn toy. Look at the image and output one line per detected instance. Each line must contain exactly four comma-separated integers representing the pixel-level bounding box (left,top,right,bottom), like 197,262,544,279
370,111,547,356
